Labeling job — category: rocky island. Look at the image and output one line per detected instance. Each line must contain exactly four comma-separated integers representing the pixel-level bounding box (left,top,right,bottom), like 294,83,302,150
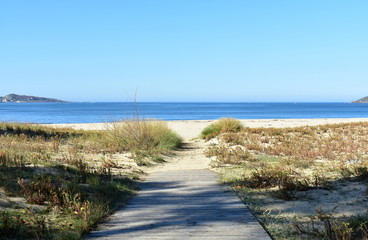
0,94,67,103
352,96,368,103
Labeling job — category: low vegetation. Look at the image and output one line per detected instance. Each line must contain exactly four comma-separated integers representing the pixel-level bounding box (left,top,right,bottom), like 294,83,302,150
0,120,182,239
204,120,368,240
108,119,182,165
201,117,243,139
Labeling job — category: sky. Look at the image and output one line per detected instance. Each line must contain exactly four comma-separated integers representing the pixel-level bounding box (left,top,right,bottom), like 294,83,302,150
1,1,367,102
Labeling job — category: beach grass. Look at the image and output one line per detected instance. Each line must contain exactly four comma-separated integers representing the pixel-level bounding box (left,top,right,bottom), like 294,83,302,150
107,119,182,165
204,121,368,240
0,121,182,239
201,118,243,140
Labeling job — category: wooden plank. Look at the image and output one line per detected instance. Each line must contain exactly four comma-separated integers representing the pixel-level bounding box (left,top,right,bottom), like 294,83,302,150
85,169,271,240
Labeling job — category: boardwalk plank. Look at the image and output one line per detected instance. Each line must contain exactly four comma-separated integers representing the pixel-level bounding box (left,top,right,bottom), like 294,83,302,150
85,169,271,240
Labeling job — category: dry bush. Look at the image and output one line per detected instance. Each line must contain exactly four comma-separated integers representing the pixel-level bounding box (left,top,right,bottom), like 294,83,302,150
295,208,368,240
241,163,311,198
205,145,254,165
220,132,244,145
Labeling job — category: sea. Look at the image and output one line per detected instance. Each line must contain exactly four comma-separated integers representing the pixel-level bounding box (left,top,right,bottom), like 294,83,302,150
0,102,368,124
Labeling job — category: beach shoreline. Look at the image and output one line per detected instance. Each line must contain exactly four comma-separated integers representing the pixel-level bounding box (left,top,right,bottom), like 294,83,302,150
47,118,368,141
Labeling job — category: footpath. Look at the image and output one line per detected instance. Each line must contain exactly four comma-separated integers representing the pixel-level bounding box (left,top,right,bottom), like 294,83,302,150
86,142,271,240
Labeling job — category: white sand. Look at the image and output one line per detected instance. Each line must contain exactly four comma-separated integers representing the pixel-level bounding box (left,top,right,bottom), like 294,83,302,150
47,118,368,141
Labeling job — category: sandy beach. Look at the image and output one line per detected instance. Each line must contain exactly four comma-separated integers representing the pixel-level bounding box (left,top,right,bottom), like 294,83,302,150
4,118,367,239
48,118,368,141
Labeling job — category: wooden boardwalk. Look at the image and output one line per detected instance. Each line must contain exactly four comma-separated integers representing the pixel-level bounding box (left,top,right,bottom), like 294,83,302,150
86,169,271,240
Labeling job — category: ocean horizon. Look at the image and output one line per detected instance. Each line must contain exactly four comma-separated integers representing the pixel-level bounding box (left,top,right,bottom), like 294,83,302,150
0,102,367,124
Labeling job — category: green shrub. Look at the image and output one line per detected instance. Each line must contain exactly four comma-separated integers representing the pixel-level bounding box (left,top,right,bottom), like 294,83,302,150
201,118,243,139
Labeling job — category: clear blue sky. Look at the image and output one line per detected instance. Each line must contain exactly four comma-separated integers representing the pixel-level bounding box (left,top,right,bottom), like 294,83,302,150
1,1,367,102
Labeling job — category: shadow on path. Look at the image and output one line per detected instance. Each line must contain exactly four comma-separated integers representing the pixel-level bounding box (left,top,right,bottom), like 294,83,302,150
86,169,271,240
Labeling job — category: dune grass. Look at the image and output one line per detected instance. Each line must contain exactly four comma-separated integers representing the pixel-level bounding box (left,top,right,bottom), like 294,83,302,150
107,119,182,165
204,121,368,240
201,118,243,139
0,121,182,239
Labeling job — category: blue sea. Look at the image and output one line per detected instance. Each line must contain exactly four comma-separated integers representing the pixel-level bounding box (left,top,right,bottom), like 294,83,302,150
0,102,368,124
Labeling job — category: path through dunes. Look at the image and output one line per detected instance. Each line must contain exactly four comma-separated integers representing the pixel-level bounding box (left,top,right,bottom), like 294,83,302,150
85,142,271,240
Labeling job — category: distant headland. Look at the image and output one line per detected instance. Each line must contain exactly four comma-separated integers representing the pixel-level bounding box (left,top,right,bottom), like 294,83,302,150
0,94,67,103
352,96,368,103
